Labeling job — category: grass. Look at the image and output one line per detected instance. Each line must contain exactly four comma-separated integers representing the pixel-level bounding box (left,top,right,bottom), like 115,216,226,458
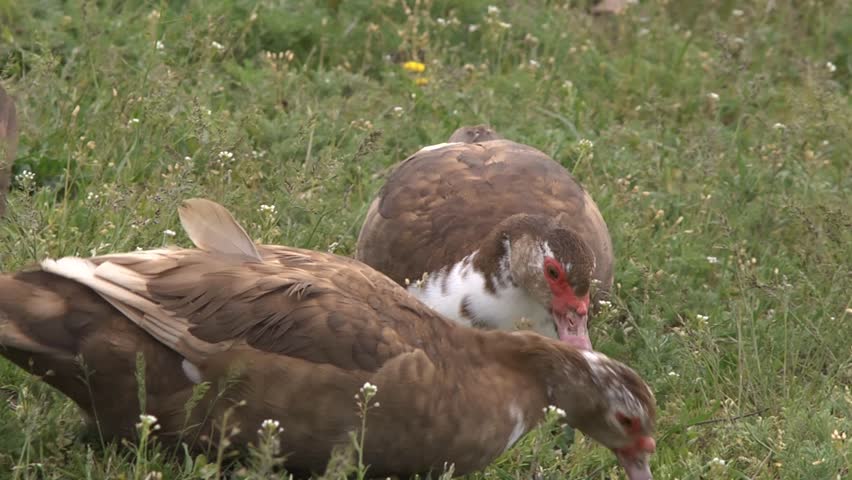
0,0,850,478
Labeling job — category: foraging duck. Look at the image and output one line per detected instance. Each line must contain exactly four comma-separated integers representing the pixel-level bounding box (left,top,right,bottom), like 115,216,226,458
356,126,613,350
0,84,18,217
0,199,654,479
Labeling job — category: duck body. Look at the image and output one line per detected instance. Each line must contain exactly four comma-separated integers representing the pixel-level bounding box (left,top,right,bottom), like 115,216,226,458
356,128,613,348
0,199,654,479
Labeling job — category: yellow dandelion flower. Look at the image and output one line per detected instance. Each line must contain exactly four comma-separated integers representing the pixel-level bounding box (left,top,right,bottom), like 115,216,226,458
403,61,426,73
414,77,430,86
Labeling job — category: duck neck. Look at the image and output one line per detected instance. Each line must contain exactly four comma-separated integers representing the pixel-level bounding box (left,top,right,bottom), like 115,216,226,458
486,329,602,424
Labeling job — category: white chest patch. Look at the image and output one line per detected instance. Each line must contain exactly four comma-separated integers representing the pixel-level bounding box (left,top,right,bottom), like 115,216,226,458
504,403,526,452
406,252,555,337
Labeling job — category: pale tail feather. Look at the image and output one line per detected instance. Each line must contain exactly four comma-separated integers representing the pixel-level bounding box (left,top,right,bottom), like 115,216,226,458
40,257,186,350
178,198,262,262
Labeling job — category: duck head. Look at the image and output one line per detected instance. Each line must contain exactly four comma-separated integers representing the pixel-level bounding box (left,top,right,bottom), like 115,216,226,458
478,214,596,350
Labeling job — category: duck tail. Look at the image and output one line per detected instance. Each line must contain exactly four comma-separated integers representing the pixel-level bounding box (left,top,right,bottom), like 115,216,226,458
0,270,139,432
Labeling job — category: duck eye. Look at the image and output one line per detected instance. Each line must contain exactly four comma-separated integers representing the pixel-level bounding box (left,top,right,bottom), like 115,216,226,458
546,265,559,280
618,415,634,429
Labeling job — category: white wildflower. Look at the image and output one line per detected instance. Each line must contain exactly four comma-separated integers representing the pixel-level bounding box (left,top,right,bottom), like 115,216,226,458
211,41,225,51
261,419,280,430
598,300,612,308
155,40,165,51
710,457,726,466
436,18,448,27
668,371,680,377
128,118,140,126
732,9,744,17
468,24,480,32
15,170,36,185
831,429,847,441
772,123,786,130
578,138,594,150
706,256,719,264
707,92,720,101
361,382,378,396
259,204,276,214
393,106,404,117
498,21,512,29
696,314,709,321
487,5,500,15
544,405,566,418
137,413,160,430
826,61,837,73
218,150,234,159
163,229,176,237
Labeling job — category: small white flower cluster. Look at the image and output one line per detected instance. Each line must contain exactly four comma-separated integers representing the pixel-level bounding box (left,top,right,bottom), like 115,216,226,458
831,429,847,441
87,191,100,201
706,256,719,264
259,418,284,434
137,413,161,430
668,371,680,377
826,61,837,73
577,138,594,150
251,149,267,159
15,170,36,185
360,382,378,397
707,92,720,101
218,150,234,160
163,229,176,237
392,106,404,117
543,405,566,418
772,122,786,130
259,204,277,214
696,314,709,322
484,5,511,29
598,300,613,308
710,457,726,466
155,40,165,51
211,41,225,51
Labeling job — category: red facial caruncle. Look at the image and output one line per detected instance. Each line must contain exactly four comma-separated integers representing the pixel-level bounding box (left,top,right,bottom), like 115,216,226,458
543,257,591,350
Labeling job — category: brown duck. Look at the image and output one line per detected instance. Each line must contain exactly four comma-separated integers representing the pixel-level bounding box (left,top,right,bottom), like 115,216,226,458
0,84,18,217
0,199,653,478
356,126,613,350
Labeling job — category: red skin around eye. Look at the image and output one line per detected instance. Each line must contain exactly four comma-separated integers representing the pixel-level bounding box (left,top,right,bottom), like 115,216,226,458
543,258,590,315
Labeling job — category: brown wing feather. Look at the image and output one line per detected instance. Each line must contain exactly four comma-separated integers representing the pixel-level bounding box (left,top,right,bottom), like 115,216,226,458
62,244,449,373
0,84,18,217
356,139,613,293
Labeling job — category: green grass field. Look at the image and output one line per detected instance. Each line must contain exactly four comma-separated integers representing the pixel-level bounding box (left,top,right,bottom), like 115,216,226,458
0,0,850,478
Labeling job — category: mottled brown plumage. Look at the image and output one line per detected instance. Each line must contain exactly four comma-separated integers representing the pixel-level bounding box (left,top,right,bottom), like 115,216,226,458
0,199,653,479
0,84,18,217
356,126,613,349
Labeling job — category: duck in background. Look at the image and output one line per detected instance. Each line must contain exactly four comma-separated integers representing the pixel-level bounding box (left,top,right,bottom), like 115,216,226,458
356,126,613,351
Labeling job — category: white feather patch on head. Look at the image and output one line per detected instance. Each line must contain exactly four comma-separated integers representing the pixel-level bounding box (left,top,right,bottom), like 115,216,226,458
581,350,646,418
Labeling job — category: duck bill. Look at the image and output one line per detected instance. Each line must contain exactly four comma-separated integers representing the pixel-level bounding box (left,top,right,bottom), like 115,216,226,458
616,451,653,480
553,309,591,350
